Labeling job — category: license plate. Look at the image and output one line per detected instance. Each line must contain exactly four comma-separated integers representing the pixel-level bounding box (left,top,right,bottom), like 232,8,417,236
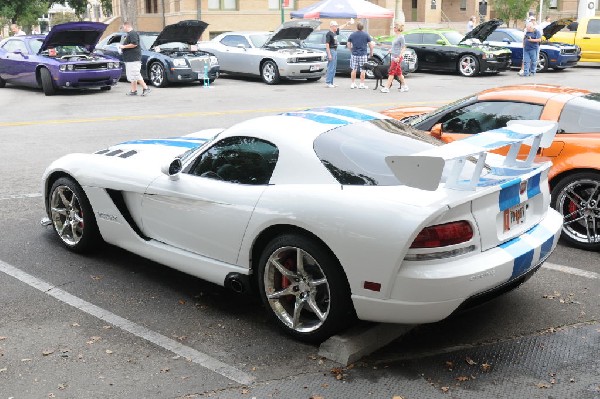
310,65,320,71
503,203,526,232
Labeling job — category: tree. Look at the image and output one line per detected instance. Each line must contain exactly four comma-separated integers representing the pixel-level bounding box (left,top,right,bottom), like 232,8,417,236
0,0,50,31
120,0,138,28
490,0,538,27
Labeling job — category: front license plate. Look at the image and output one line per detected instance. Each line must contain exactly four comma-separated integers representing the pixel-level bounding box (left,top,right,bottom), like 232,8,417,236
503,203,526,232
310,65,320,71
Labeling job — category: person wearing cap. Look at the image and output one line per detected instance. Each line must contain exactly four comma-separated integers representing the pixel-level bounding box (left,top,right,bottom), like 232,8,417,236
325,19,352,88
523,21,542,77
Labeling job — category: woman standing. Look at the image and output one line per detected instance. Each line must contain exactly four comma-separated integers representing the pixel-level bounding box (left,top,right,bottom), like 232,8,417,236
380,22,408,93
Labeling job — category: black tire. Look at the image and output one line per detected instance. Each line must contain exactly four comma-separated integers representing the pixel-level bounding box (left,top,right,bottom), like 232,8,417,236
551,172,600,251
261,60,280,85
458,54,479,77
537,52,549,72
48,177,102,253
257,234,355,343
0,76,5,88
40,68,56,96
149,62,168,87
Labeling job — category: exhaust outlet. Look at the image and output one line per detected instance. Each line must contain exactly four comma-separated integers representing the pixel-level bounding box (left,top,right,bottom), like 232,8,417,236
224,273,250,294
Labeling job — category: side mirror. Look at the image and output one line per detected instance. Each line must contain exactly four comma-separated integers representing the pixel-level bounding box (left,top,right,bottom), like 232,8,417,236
436,39,445,45
236,44,246,50
430,123,443,139
161,158,182,180
503,38,511,43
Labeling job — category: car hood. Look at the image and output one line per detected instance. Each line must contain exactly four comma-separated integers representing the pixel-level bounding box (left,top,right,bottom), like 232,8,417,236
40,22,108,53
150,20,208,48
264,19,321,47
543,18,574,40
461,19,502,43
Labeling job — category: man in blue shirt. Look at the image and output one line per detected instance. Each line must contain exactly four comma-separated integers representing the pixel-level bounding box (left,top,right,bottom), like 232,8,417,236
347,22,374,89
523,22,541,77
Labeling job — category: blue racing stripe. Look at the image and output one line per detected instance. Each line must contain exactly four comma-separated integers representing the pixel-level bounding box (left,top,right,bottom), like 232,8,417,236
119,139,201,148
539,236,555,262
283,112,350,125
527,172,541,199
167,137,209,142
499,179,521,211
499,236,535,278
308,107,379,121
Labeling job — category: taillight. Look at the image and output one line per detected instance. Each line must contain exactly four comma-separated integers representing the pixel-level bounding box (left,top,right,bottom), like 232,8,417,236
410,221,473,248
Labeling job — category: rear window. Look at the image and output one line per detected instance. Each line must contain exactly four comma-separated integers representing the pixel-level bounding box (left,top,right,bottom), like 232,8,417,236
314,120,475,186
558,93,600,133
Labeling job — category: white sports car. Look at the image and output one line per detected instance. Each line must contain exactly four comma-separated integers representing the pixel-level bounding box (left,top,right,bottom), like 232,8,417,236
41,107,563,343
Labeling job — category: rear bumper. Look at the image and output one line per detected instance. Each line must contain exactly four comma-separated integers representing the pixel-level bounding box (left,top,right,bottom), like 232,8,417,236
352,208,563,324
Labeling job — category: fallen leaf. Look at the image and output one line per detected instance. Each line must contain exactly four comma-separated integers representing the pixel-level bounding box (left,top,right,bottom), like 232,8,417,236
241,387,250,394
0,336,7,341
102,325,112,330
179,299,186,305
481,363,492,372
58,384,67,390
48,394,56,398
160,368,170,373
445,361,455,369
91,275,102,280
392,396,405,399
42,349,55,356
21,358,32,362
310,396,324,399
465,356,477,365
71,323,80,327
550,378,556,384
536,382,550,389
456,376,470,382
321,383,329,388
105,350,113,354
87,336,101,344
441,386,450,393
0,368,7,373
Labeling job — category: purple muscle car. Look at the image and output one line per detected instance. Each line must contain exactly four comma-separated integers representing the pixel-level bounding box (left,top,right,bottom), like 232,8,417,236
0,22,121,96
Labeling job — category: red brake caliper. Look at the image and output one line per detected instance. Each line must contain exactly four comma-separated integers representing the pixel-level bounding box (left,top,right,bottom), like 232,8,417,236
280,257,296,301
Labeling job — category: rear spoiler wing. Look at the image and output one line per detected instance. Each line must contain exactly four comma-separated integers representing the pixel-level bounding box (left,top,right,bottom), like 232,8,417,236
386,120,558,191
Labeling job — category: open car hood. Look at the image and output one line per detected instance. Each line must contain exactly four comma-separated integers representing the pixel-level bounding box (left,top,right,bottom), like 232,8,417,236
543,18,574,40
264,19,321,47
150,20,208,48
40,22,108,53
461,19,502,43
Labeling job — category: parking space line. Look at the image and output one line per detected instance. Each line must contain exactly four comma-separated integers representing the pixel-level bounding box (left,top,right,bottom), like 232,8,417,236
0,193,42,201
543,262,599,279
0,259,255,385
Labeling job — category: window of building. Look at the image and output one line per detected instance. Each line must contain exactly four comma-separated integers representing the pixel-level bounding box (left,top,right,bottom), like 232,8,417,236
549,0,558,9
268,0,296,9
460,0,466,11
145,0,158,13
208,0,238,10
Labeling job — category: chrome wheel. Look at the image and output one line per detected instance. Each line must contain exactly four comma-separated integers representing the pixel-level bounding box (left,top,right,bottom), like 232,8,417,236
149,62,167,87
537,52,549,72
552,173,600,251
458,55,479,77
263,246,331,334
50,184,85,247
48,177,101,253
261,60,280,84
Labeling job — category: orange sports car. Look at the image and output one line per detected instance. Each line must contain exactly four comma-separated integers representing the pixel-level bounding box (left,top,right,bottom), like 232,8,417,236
382,84,600,251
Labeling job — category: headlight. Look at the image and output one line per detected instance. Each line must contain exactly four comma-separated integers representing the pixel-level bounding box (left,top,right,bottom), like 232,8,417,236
288,57,297,63
172,58,187,67
210,55,218,66
482,53,494,59
59,65,66,71
67,64,74,71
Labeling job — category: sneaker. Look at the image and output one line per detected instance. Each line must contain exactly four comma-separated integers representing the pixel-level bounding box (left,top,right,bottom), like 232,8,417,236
350,82,357,89
141,88,151,96
380,87,390,93
358,84,368,89
518,70,524,76
399,86,409,92
126,91,137,96
326,84,336,88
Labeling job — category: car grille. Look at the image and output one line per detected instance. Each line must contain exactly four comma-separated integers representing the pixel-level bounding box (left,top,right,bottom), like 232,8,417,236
188,57,210,73
403,52,417,63
74,63,109,70
561,48,578,55
497,54,511,62
294,56,323,63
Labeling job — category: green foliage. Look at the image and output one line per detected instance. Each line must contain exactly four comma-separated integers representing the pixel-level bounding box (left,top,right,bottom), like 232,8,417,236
101,0,113,15
52,1,85,20
51,11,78,25
0,0,50,30
490,0,538,27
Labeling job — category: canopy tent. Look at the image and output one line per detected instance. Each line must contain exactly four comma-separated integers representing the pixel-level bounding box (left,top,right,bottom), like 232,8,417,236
290,0,393,19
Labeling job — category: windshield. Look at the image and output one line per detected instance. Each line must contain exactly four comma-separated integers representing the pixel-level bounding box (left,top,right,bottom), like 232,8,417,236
30,39,43,53
510,30,525,41
250,34,269,47
314,119,482,186
265,39,302,49
140,34,157,50
442,31,464,45
408,95,477,127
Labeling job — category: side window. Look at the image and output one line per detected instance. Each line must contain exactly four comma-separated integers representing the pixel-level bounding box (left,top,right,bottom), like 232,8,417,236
305,33,324,44
587,19,600,34
107,35,123,46
2,40,28,54
439,101,543,134
404,33,421,44
220,35,250,48
558,95,600,133
488,31,510,42
423,33,442,45
188,136,279,185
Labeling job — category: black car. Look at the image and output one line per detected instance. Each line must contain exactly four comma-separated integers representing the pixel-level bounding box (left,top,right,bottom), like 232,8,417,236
403,19,512,77
95,20,220,87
